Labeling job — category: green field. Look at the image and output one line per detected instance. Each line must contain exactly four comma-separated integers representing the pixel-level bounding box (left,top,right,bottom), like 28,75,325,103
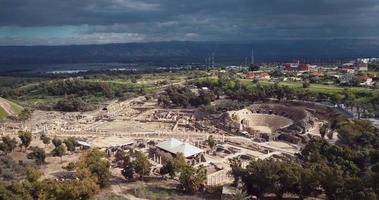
0,106,7,119
0,97,24,120
240,79,378,95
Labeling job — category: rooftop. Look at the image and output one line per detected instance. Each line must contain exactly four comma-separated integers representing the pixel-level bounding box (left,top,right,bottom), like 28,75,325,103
156,138,204,158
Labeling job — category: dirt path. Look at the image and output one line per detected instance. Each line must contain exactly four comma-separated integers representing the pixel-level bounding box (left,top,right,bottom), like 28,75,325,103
0,97,15,115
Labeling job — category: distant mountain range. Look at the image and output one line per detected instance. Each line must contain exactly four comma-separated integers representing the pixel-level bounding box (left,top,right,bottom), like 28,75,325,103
0,39,378,72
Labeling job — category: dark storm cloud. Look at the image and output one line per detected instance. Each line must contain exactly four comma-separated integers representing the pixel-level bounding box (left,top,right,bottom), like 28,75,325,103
0,0,378,45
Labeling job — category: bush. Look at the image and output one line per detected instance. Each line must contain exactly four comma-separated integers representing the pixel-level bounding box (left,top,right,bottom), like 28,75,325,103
63,162,76,171
55,97,88,112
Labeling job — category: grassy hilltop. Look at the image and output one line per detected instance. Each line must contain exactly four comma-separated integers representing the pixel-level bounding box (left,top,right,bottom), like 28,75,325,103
0,97,23,120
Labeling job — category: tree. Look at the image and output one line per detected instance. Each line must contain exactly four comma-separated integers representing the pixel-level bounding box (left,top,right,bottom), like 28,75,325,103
52,144,66,162
157,94,171,107
174,152,187,173
132,151,152,180
55,97,87,112
25,166,42,183
17,108,32,121
42,136,51,147
249,64,260,71
315,163,346,200
159,153,187,179
206,135,216,150
114,149,126,162
179,164,207,194
0,183,22,200
121,155,134,180
76,149,111,188
232,189,249,200
27,146,46,165
241,160,275,198
63,137,77,153
372,163,379,194
54,177,100,200
18,131,32,151
274,162,301,198
298,167,320,199
52,137,62,147
320,123,328,138
302,79,311,88
0,136,18,154
239,159,302,199
229,157,243,186
160,160,176,178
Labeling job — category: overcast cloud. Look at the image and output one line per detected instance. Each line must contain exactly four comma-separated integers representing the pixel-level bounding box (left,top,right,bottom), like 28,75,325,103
0,0,378,45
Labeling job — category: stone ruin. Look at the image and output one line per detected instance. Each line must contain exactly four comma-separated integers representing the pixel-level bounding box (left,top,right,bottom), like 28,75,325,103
219,104,315,144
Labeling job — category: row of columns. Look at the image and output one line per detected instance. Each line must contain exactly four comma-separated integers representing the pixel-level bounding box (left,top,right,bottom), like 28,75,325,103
152,153,162,165
207,169,231,186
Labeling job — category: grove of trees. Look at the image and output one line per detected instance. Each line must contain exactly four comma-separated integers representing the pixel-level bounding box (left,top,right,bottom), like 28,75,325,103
0,148,110,200
231,119,379,199
158,85,216,108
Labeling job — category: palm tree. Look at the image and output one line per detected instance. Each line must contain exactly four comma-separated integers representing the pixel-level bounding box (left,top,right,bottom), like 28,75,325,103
232,189,249,200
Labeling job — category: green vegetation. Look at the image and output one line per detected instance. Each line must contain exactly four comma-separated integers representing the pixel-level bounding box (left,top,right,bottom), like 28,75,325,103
52,137,62,147
0,148,110,200
179,164,207,194
27,147,46,165
159,152,187,178
241,79,376,96
18,131,32,152
192,73,379,117
231,119,379,199
0,106,7,120
77,149,111,188
0,136,18,155
40,134,51,147
0,97,24,120
122,151,152,181
0,71,208,112
51,137,66,160
63,137,78,153
158,85,216,108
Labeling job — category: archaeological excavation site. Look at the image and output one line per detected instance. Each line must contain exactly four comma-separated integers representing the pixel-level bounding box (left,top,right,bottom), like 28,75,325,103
3,94,331,183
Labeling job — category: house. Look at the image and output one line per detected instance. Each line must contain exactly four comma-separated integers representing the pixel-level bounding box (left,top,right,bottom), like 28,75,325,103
298,63,310,71
281,61,311,72
359,75,374,86
356,61,368,71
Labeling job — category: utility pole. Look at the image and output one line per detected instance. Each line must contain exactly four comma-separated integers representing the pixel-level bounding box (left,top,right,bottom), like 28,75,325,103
251,48,254,65
211,52,215,68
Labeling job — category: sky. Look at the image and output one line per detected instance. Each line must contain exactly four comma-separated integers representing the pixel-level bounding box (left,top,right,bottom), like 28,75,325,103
0,0,378,46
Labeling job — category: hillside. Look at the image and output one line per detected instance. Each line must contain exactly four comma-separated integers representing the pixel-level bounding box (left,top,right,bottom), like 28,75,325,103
0,97,23,120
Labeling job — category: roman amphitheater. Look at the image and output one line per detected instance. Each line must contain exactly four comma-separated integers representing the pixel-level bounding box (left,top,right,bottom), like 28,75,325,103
221,104,315,144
